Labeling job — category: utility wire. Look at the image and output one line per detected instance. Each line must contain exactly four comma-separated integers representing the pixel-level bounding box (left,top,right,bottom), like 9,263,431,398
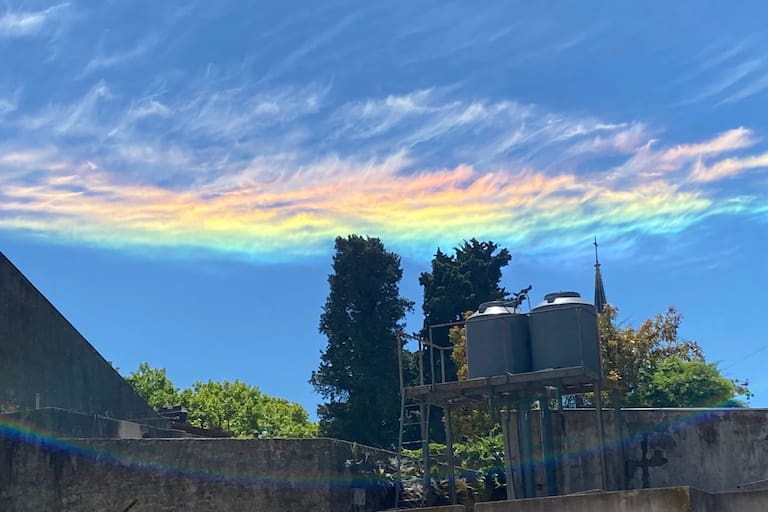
720,344,768,372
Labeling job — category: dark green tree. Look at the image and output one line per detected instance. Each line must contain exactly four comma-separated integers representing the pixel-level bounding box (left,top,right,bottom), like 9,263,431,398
310,235,413,448
418,239,511,441
419,239,512,382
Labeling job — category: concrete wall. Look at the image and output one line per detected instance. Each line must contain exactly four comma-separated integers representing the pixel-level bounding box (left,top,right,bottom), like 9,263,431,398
503,408,768,496
474,487,768,512
0,252,158,421
2,408,179,439
706,489,768,512
0,436,393,512
476,487,696,512
410,507,466,512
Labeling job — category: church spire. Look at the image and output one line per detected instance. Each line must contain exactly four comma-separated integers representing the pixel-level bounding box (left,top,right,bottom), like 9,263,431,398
593,237,607,314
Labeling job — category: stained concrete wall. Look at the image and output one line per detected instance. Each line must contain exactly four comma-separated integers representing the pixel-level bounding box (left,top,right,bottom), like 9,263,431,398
503,408,768,496
474,487,768,512
0,436,393,512
706,489,768,512
2,408,179,439
0,252,158,421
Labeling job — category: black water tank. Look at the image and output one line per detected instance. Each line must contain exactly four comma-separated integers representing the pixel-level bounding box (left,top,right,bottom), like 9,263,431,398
529,292,602,377
465,301,531,379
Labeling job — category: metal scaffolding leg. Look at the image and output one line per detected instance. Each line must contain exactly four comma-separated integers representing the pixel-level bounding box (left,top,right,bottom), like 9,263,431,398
444,404,456,505
594,382,609,491
517,399,536,498
501,405,517,501
540,400,558,496
420,401,431,506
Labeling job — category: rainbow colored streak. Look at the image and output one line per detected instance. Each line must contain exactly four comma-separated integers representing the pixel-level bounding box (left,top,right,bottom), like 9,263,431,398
0,127,765,262
0,405,754,489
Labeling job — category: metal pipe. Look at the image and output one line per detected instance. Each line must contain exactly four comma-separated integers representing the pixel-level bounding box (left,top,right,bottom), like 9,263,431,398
540,399,558,496
429,326,436,388
421,400,431,507
418,339,424,386
440,349,446,384
396,332,405,510
502,405,517,500
517,399,536,498
594,382,609,491
444,404,456,505
428,320,467,329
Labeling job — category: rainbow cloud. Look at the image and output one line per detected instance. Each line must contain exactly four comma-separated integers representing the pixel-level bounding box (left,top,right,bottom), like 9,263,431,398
0,87,766,262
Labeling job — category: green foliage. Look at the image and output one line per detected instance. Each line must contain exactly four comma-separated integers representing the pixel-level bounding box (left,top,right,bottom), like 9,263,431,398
452,429,505,471
310,235,413,448
420,239,511,345
180,380,317,438
599,305,750,407
405,430,506,502
419,240,511,441
638,357,747,408
125,362,181,410
126,363,316,438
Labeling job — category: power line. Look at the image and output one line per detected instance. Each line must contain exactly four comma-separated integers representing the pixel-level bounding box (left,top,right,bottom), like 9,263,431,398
721,344,768,372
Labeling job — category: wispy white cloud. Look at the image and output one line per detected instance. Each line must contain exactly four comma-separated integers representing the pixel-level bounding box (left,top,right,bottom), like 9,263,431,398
675,39,768,106
691,151,768,182
19,80,112,135
719,72,768,105
679,58,764,105
0,3,69,38
81,36,160,76
259,11,360,83
0,88,21,117
660,127,757,162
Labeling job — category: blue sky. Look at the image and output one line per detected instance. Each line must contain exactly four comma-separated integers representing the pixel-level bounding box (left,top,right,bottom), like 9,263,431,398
1,1,766,414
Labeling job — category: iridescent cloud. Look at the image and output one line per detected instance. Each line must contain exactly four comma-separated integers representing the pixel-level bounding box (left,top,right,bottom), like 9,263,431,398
0,118,764,261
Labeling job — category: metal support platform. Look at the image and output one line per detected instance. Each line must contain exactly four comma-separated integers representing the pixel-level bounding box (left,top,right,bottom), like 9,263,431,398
405,366,604,406
403,365,619,502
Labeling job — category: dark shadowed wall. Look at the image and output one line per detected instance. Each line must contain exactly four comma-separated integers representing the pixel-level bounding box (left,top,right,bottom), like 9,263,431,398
0,437,391,512
0,252,158,421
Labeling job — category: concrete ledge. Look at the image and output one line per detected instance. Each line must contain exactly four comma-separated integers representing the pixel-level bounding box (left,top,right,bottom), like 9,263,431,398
476,487,694,512
708,489,768,512
398,507,465,512
474,487,768,512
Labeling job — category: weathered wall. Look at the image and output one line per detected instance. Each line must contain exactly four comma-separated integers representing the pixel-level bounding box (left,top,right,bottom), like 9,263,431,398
503,408,768,496
0,436,393,512
2,408,178,439
476,487,696,512
474,487,768,512
0,252,158,421
706,489,768,512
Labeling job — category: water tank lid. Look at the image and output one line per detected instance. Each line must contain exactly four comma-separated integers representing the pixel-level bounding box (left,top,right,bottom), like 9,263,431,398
533,291,591,310
468,300,517,319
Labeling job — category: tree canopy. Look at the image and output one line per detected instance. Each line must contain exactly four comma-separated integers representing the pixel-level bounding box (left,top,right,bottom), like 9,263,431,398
419,239,511,381
420,239,511,337
638,357,744,408
126,362,180,411
418,239,512,441
599,304,750,407
126,363,317,438
310,234,413,448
